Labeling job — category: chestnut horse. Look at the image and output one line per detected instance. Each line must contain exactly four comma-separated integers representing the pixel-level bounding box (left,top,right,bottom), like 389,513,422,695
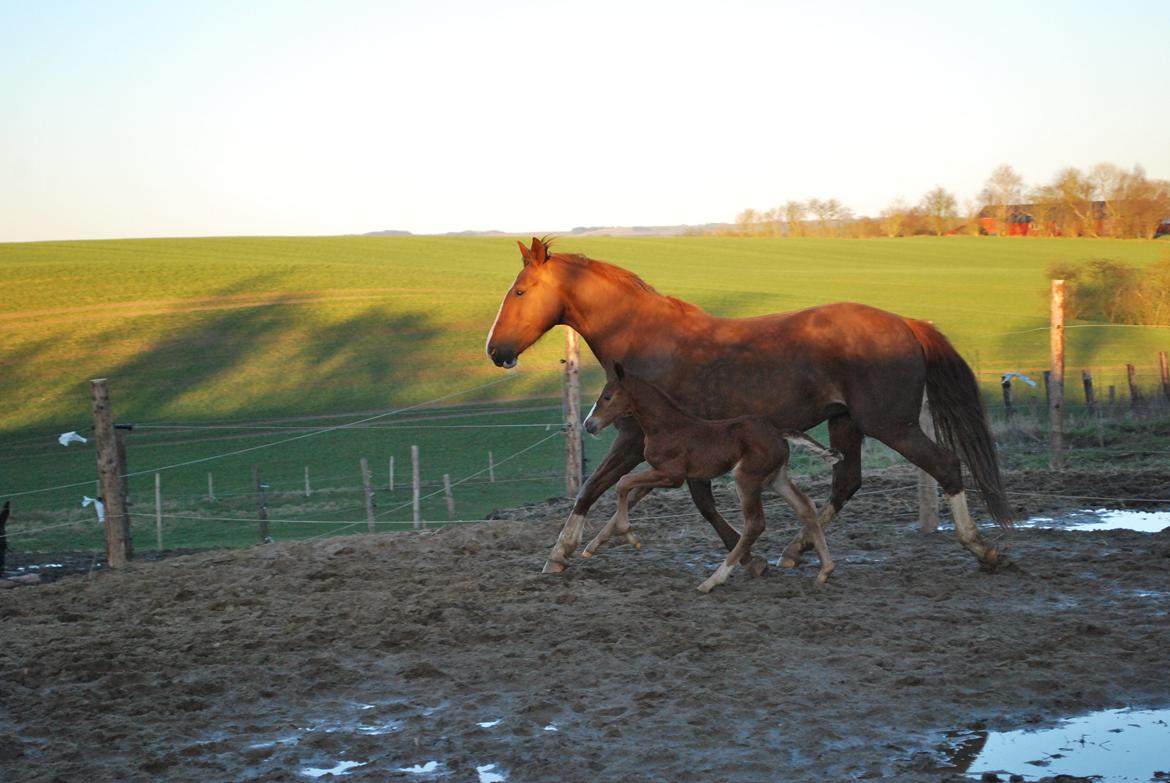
582,363,839,590
485,238,1011,574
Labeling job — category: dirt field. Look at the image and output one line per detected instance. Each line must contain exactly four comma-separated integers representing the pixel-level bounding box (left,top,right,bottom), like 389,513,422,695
2,467,1169,782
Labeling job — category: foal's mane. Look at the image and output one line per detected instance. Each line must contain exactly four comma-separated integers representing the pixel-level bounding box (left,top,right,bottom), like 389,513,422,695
548,251,702,315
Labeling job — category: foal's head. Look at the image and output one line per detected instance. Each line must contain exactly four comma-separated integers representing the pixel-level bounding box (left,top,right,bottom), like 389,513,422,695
584,363,634,435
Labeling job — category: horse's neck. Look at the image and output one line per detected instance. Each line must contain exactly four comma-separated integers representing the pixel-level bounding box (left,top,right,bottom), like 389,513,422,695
627,377,699,436
561,273,699,364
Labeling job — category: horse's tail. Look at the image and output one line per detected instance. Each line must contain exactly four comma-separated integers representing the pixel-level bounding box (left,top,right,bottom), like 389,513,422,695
905,319,1013,527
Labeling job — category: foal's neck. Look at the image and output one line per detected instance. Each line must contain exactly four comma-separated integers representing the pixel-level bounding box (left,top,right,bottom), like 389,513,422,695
626,376,701,436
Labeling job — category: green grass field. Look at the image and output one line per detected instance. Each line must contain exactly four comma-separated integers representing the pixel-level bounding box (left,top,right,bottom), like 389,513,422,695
2,235,1168,553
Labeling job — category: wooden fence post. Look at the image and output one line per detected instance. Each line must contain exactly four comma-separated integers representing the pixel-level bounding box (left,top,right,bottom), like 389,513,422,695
917,392,940,532
154,472,163,551
1127,364,1142,409
1160,351,1169,402
1049,280,1065,470
207,472,215,502
563,327,584,497
1108,385,1117,406
253,465,271,543
304,466,311,497
411,445,421,529
1001,375,1014,420
90,379,130,569
488,451,495,483
360,457,376,532
1082,369,1095,413
443,474,455,520
113,424,133,558
389,456,395,492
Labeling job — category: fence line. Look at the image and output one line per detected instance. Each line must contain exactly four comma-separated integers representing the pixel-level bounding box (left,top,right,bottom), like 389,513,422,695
0,374,519,500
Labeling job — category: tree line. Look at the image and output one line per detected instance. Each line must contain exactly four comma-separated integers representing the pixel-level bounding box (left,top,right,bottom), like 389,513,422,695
722,162,1170,240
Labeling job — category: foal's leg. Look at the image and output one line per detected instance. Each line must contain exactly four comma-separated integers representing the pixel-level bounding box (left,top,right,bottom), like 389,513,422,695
544,420,645,574
698,478,767,593
781,414,863,568
581,485,652,558
583,470,682,557
773,465,834,584
686,480,768,577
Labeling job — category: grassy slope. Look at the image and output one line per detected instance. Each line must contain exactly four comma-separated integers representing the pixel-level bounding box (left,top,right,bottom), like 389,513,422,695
2,235,1167,546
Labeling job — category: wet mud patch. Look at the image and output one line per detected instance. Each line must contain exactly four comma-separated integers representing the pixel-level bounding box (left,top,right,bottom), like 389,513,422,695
1,468,1168,781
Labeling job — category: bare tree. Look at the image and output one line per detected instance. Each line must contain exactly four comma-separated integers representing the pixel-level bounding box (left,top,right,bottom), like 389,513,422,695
735,208,760,236
919,186,958,236
879,198,910,237
979,164,1024,236
783,200,806,237
1089,162,1125,237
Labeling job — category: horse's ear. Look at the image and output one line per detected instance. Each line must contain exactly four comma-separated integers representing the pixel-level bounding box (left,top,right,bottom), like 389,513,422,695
529,236,548,265
517,240,532,264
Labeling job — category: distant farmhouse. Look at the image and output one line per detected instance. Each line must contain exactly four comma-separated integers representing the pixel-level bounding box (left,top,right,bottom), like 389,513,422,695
977,201,1170,238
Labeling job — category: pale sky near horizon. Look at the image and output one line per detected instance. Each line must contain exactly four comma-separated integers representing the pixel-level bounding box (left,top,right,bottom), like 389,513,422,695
2,0,1167,243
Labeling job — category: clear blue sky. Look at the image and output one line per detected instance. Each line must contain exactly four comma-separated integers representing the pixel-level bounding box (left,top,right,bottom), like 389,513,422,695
2,0,1167,241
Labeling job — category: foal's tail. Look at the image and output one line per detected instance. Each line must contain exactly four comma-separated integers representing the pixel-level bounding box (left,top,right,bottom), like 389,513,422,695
905,319,1013,527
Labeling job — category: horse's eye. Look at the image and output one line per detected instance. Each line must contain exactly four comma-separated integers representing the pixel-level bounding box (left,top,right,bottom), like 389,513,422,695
603,394,612,401
515,289,525,297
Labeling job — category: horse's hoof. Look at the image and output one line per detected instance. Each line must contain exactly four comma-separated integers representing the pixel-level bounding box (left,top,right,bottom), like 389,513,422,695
778,556,799,569
542,559,567,574
978,546,1004,573
580,550,594,558
746,556,768,578
697,580,716,594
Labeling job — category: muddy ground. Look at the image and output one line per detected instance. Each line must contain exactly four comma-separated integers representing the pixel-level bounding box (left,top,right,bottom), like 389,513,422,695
2,467,1169,782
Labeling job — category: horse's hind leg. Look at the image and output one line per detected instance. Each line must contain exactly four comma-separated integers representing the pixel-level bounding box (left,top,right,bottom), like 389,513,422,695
544,421,644,574
781,414,862,568
687,479,767,578
773,466,834,584
698,479,766,593
876,425,999,569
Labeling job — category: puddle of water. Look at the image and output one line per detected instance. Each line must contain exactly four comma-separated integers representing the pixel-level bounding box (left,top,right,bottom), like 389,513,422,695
399,761,444,774
301,760,367,778
477,719,502,728
949,707,1170,781
1021,508,1170,533
477,763,507,783
543,724,559,732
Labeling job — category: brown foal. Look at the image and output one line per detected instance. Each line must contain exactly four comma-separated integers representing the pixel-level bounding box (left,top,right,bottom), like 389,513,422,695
583,363,839,592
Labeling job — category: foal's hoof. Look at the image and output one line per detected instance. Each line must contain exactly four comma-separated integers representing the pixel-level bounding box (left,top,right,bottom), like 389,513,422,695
542,558,568,574
746,556,768,578
978,546,1002,573
778,556,800,569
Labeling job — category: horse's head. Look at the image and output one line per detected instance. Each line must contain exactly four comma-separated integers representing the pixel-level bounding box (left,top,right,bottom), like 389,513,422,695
485,237,566,368
584,363,633,435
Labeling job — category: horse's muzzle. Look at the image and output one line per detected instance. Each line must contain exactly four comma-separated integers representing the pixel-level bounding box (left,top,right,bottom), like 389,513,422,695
488,344,518,369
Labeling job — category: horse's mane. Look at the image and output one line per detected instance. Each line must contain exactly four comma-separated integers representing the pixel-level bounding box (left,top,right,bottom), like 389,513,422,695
549,252,703,315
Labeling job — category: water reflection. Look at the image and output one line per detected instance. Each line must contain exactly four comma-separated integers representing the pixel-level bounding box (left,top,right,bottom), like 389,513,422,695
1021,508,1170,533
948,707,1170,781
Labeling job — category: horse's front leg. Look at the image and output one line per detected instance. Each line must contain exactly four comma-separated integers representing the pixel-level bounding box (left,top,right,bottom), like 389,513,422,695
543,419,645,574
